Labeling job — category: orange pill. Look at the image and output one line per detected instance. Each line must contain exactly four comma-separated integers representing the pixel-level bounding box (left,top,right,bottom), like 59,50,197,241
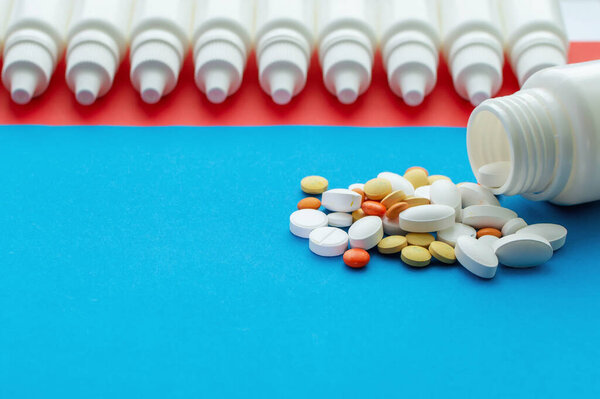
405,166,429,176
297,197,321,210
352,188,366,203
477,228,502,238
343,248,370,268
362,200,387,217
385,202,409,219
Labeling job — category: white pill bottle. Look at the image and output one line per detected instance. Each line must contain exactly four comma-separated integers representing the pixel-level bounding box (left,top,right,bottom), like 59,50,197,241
467,61,600,206
0,0,14,56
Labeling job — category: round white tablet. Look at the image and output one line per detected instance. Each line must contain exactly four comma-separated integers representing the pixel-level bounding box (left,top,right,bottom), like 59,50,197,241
462,205,518,229
290,209,328,238
430,180,461,209
455,236,498,279
457,182,500,207
382,216,407,236
516,223,567,251
478,161,511,188
348,183,364,191
493,233,553,267
328,212,353,228
399,204,455,233
501,217,528,236
437,223,476,247
377,172,415,196
348,216,384,250
309,227,349,257
321,189,362,212
478,235,500,247
414,185,431,199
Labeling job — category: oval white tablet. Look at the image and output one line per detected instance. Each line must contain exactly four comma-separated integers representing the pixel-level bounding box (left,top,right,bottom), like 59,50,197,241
309,227,349,257
398,204,455,233
327,212,353,228
455,236,498,279
462,205,518,229
348,216,384,250
383,216,407,236
437,223,476,247
478,235,500,247
377,172,415,196
493,233,553,267
478,161,511,188
516,223,567,251
290,209,328,238
457,182,500,207
501,217,528,236
430,180,461,209
414,185,431,199
348,183,364,191
321,189,362,212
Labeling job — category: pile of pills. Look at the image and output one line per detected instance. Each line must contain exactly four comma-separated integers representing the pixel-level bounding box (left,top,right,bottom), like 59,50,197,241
290,168,568,279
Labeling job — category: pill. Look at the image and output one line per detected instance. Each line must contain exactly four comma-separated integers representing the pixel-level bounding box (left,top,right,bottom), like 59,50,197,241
381,190,407,208
478,235,500,247
457,182,500,207
401,245,432,267
385,202,409,219
309,227,349,257
516,223,567,251
348,216,384,250
406,232,435,247
477,227,502,238
399,204,456,233
351,188,366,203
301,175,328,194
297,197,321,210
429,241,456,264
383,215,407,236
430,180,461,210
364,178,392,200
352,209,366,223
493,233,553,267
501,217,527,236
377,172,415,196
462,205,518,230
455,236,498,279
404,168,429,189
478,161,511,188
322,189,362,212
436,223,477,247
328,212,353,228
348,183,364,191
428,175,451,185
414,185,431,199
404,196,431,208
405,166,428,176
343,248,370,268
378,235,408,254
362,200,387,217
290,209,328,238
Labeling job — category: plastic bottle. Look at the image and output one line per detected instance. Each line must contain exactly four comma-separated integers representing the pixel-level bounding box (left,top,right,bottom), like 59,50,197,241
380,0,441,107
317,0,377,105
467,61,600,206
440,0,504,107
0,0,14,55
130,0,194,104
66,0,134,106
192,0,254,104
2,0,73,104
255,0,315,105
499,0,568,87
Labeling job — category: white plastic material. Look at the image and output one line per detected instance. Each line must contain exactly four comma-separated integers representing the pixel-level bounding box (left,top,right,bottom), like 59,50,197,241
348,216,384,250
2,0,73,104
467,61,600,205
499,0,568,86
309,227,349,257
380,0,440,106
192,0,253,104
440,0,504,106
317,0,377,104
255,0,315,105
0,0,13,54
66,0,133,105
322,189,362,212
130,0,193,104
290,209,328,238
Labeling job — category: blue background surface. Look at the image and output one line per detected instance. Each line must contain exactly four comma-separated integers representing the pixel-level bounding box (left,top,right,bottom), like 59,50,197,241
1,125,599,398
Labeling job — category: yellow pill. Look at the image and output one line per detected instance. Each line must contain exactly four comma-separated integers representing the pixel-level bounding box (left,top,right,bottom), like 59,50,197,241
364,178,392,200
429,241,457,264
352,208,366,223
301,175,328,194
406,233,435,248
401,246,432,267
404,169,429,189
428,175,452,185
377,235,408,254
381,190,406,208
404,196,430,208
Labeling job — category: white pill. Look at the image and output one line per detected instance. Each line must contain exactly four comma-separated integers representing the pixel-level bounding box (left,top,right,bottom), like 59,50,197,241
457,182,500,207
348,183,364,191
478,161,511,188
328,212,353,228
414,185,431,199
309,227,349,257
321,189,362,212
290,209,328,238
516,223,567,251
437,223,476,247
455,236,498,279
501,217,528,236
430,180,461,209
382,216,407,236
399,204,455,233
493,233,553,267
478,235,500,247
462,205,518,229
348,216,384,250
377,172,415,196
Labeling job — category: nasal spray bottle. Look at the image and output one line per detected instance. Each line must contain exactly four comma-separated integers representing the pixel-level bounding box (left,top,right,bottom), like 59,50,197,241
66,0,134,105
192,0,254,104
2,0,73,104
0,0,13,56
317,0,377,105
380,0,441,106
255,0,315,105
130,0,194,104
440,0,504,106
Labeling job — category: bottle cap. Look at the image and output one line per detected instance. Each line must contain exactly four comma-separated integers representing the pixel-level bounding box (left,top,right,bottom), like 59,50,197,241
72,69,102,106
514,44,566,86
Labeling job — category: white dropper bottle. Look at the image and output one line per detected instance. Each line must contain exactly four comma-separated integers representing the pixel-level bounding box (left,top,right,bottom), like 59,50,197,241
2,0,73,104
130,0,194,104
0,0,14,56
317,0,377,105
255,0,315,105
380,0,441,107
440,0,504,107
66,0,134,106
192,0,254,104
499,0,568,87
